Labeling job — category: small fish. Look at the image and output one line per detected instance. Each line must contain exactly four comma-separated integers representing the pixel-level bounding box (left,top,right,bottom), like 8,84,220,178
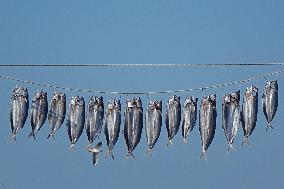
66,96,85,149
241,86,258,145
9,86,29,141
199,94,217,160
145,100,162,155
47,92,66,140
222,91,240,152
29,91,48,140
165,95,181,145
182,96,198,143
262,80,278,131
85,96,104,145
104,99,121,160
87,142,103,166
124,97,143,159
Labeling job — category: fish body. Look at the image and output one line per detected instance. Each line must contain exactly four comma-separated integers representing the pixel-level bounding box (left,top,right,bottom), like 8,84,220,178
241,86,258,145
222,91,240,152
47,92,66,140
145,100,162,154
10,86,29,141
124,98,143,159
182,96,198,143
199,94,217,160
104,99,121,160
165,95,181,145
86,96,104,145
66,96,85,149
29,91,48,139
262,80,278,130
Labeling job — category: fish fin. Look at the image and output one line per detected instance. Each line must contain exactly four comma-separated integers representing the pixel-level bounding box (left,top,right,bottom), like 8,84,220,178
145,148,152,156
28,131,36,140
125,152,135,160
227,143,236,154
69,143,76,151
47,133,55,140
200,149,208,161
183,138,188,144
90,143,103,166
266,122,273,132
241,136,250,146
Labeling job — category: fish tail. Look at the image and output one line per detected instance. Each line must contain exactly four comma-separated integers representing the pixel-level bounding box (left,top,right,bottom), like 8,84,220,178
167,139,173,147
47,133,55,140
266,122,273,132
145,148,152,156
200,149,208,161
183,138,188,144
105,148,115,160
69,143,76,151
125,151,135,160
241,136,250,146
9,134,17,143
227,143,236,154
28,131,36,140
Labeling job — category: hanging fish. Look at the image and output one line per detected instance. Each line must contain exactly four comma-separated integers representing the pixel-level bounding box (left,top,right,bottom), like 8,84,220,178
145,100,162,155
165,95,181,145
182,96,198,143
66,96,85,149
199,94,217,160
124,97,143,159
29,90,48,139
87,142,103,166
104,99,121,160
262,80,278,131
241,86,258,145
9,86,29,141
85,96,104,145
222,91,240,152
47,92,66,140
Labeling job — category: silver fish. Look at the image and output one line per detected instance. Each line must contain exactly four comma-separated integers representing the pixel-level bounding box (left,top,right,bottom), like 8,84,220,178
47,92,66,140
87,142,103,166
165,95,181,145
9,86,29,141
124,97,143,159
29,90,48,139
145,100,162,155
222,91,240,152
262,80,278,131
104,99,121,160
241,86,258,145
182,96,198,143
199,94,217,160
85,96,104,145
66,96,85,149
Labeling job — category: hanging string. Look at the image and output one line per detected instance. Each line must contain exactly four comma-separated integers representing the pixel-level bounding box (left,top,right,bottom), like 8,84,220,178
0,69,283,95
0,63,284,67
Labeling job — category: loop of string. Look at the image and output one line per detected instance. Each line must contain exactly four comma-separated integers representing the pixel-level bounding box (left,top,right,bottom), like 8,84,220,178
0,69,283,95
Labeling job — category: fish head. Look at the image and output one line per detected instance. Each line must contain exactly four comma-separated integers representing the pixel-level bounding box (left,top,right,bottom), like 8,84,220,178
169,95,180,106
13,86,29,102
154,100,162,110
126,99,134,108
230,90,240,103
135,97,143,108
148,101,155,110
223,94,231,104
59,93,66,103
270,80,278,91
114,99,121,111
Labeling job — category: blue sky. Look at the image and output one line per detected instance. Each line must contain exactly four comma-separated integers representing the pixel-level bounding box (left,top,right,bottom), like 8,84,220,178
0,1,284,189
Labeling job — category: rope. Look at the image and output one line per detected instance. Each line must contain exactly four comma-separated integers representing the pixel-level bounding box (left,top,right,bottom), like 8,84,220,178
0,63,284,67
0,69,282,95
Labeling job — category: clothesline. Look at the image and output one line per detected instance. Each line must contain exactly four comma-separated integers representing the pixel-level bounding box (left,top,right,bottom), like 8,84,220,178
0,69,282,95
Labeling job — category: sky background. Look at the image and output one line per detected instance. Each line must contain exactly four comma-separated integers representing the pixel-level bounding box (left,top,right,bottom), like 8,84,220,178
0,1,284,189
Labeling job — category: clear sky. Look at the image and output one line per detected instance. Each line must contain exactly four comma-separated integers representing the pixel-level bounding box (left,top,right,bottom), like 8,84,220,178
0,1,284,189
